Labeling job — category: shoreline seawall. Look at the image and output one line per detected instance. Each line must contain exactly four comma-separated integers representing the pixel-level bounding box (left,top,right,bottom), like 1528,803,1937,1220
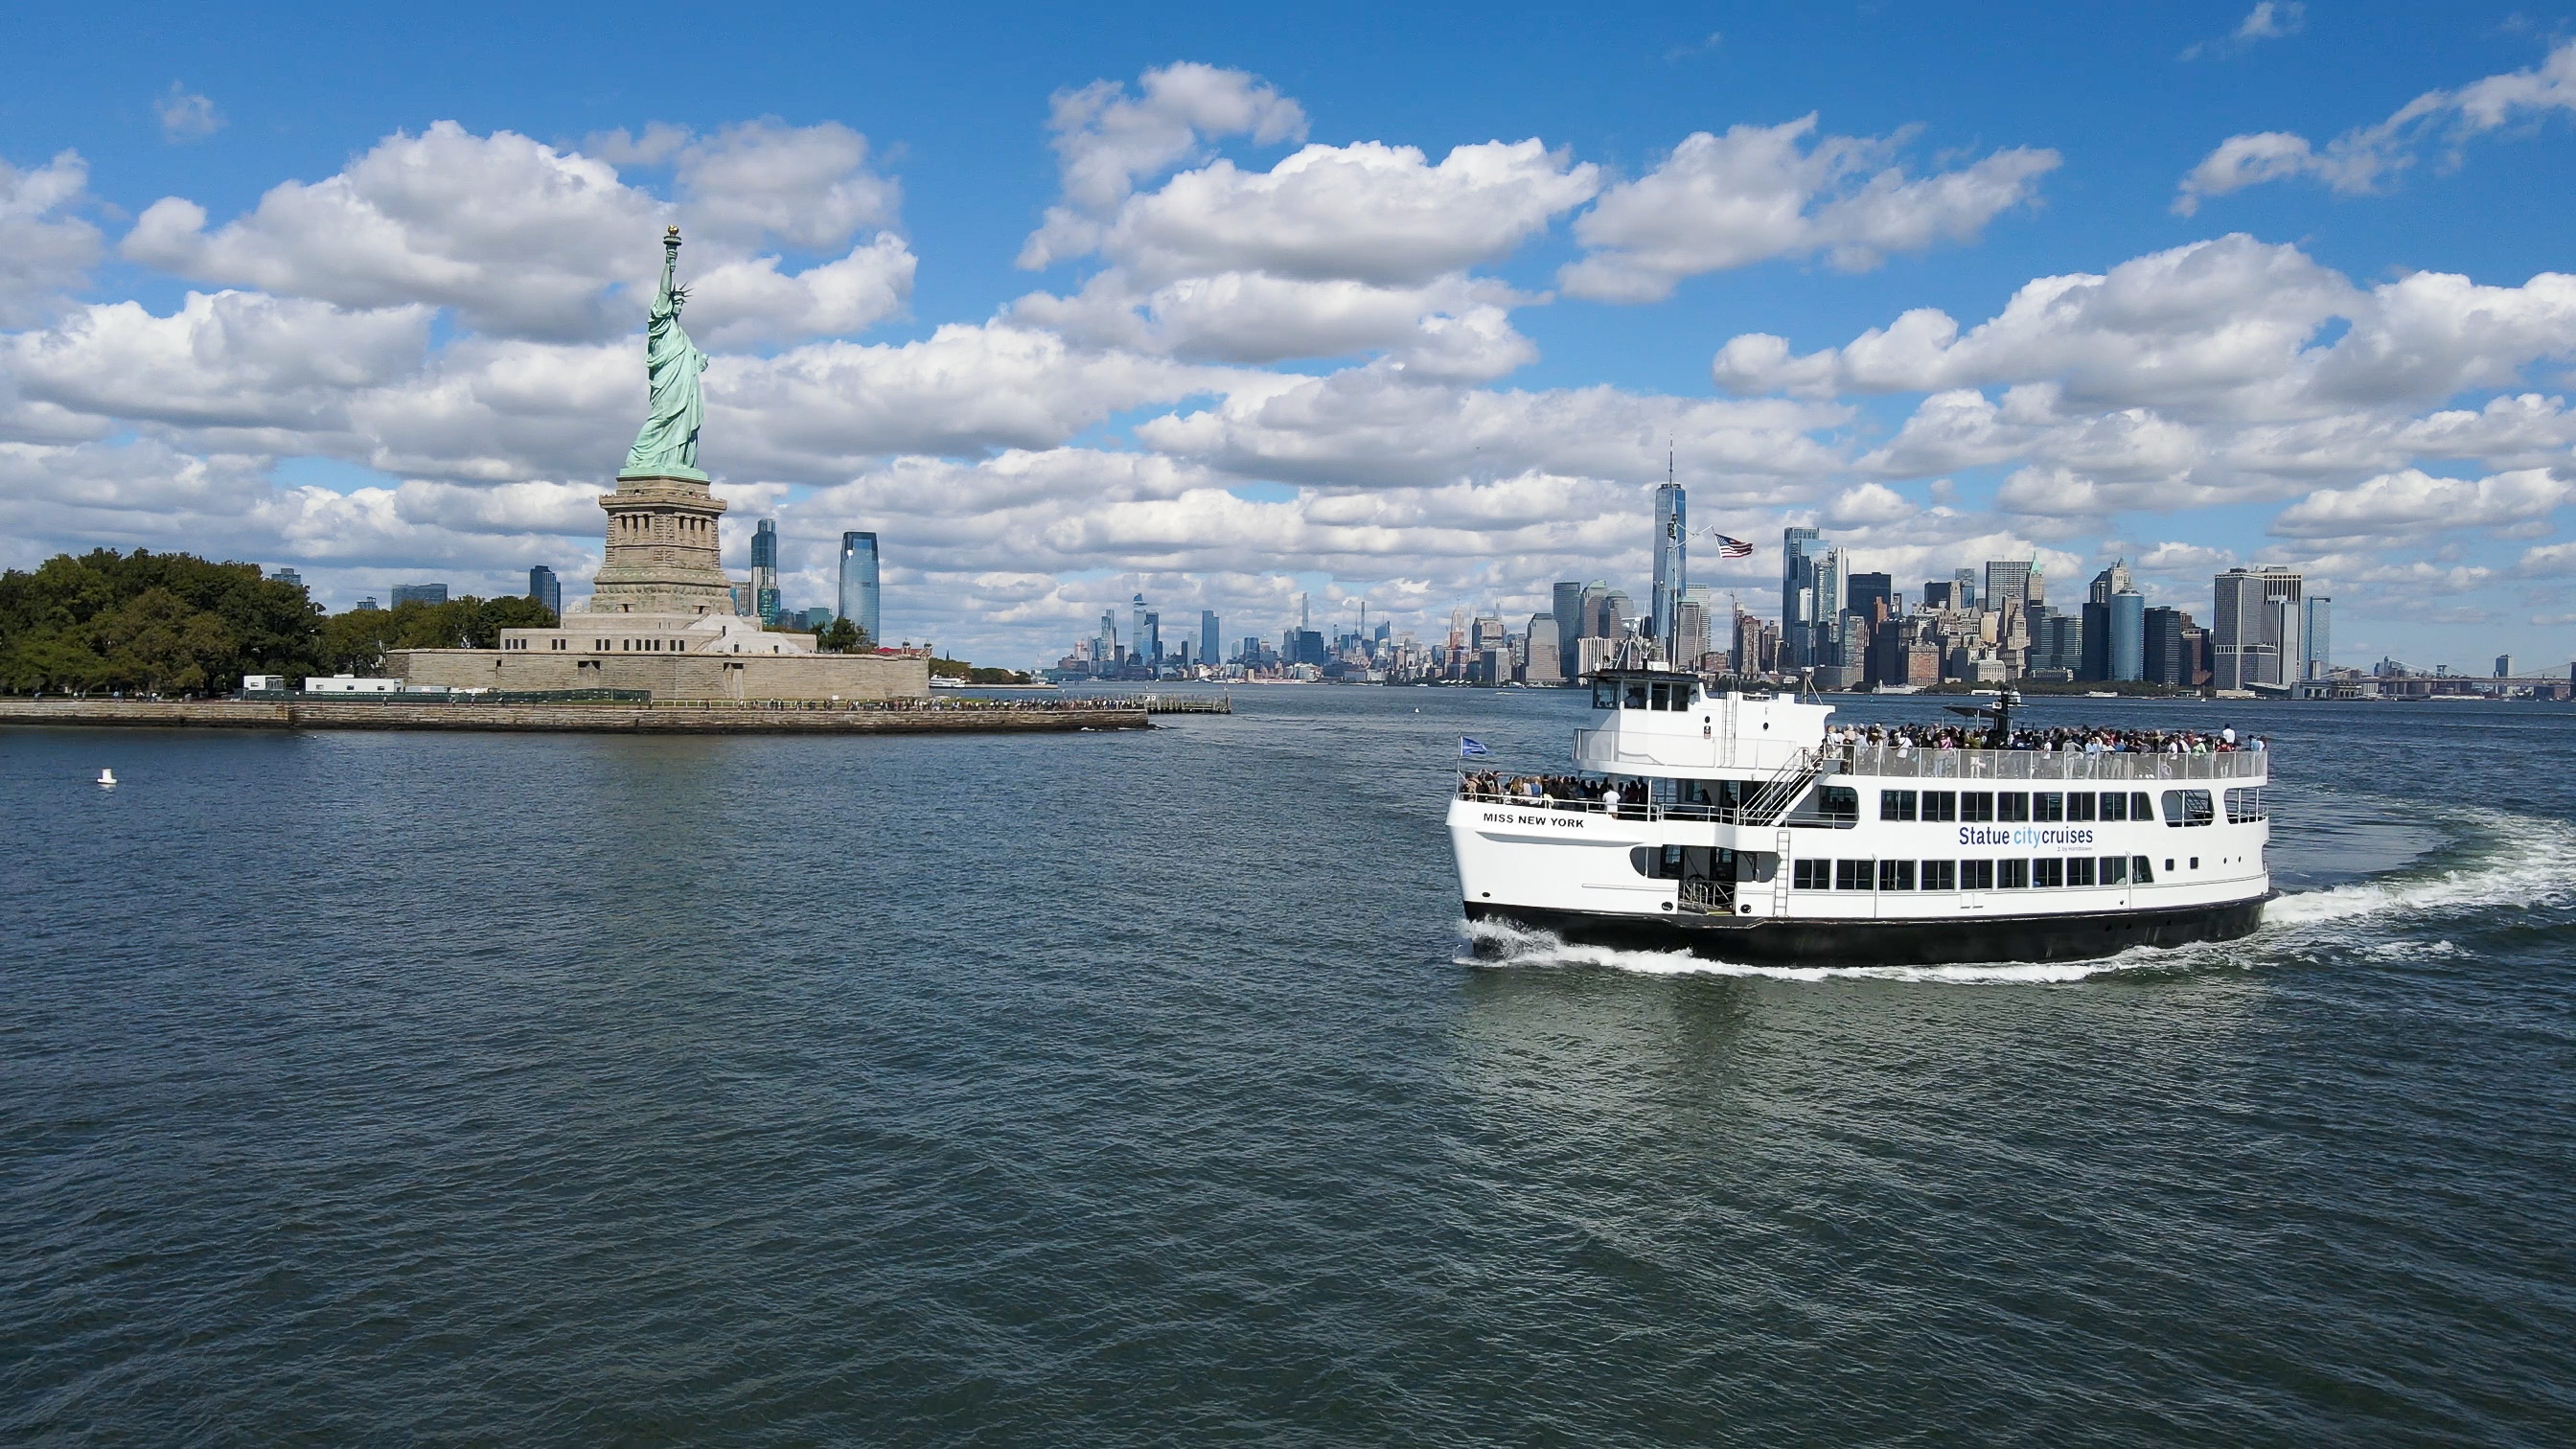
0,699,1153,735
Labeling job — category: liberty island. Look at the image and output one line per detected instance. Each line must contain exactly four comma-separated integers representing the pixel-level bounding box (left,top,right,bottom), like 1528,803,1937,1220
389,227,918,702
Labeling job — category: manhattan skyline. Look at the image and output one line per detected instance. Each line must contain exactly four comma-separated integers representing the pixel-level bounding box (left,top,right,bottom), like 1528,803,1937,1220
4,2,2574,670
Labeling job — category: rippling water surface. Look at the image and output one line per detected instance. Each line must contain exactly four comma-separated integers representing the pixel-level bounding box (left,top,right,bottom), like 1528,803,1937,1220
6,690,2573,1444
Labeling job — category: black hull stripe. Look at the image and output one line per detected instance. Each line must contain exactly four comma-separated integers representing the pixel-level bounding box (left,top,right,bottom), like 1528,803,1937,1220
1462,898,2268,967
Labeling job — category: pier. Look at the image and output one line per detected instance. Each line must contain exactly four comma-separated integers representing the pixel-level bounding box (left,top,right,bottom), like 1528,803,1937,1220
1133,693,1232,714
0,698,1153,735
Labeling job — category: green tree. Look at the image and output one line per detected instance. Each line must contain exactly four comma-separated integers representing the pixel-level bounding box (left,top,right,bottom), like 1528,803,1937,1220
0,548,323,693
816,616,872,653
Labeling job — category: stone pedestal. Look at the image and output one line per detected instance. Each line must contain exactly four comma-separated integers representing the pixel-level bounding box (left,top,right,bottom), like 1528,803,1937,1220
588,472,735,616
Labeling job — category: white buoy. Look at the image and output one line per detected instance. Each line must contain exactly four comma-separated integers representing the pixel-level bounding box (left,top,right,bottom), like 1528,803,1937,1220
97,769,118,788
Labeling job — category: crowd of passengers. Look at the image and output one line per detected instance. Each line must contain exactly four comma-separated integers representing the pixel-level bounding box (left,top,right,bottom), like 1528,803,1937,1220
1827,723,2267,753
1460,721,2266,809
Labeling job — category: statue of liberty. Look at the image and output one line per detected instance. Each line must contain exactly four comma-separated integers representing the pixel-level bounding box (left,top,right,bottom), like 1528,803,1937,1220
621,226,710,479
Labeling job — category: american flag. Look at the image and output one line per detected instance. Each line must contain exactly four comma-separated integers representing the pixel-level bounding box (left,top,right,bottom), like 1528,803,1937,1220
1711,532,1755,559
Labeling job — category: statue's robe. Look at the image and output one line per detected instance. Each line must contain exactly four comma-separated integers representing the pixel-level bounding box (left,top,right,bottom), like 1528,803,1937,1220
624,271,708,475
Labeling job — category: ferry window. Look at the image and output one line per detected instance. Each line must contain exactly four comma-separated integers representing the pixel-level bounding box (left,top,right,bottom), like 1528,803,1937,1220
1999,792,2031,822
1922,791,1957,822
2034,859,2065,888
2131,792,2154,820
2181,790,2215,826
1593,680,1621,709
1878,860,1917,891
2067,858,2096,886
2068,793,2097,822
1819,786,1859,823
1962,860,1994,890
2225,787,2266,822
1793,860,1829,890
1999,860,2030,889
1962,792,1995,823
1920,860,1956,891
1834,860,1873,890
2099,793,2128,822
1879,789,1918,822
1629,845,1686,879
1624,681,1649,710
2136,857,2156,884
2035,792,2064,823
2101,857,2128,886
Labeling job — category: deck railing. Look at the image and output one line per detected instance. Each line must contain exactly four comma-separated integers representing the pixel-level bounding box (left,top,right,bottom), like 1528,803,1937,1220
1823,744,2266,781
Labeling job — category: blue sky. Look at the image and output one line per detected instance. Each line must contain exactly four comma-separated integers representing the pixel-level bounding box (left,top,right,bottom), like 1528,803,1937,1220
5,0,2574,667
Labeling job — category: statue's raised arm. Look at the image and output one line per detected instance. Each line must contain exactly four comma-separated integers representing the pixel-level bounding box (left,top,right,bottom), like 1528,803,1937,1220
621,226,711,481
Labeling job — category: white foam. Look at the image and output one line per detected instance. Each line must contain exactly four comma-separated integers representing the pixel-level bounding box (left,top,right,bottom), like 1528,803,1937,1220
2265,809,2576,926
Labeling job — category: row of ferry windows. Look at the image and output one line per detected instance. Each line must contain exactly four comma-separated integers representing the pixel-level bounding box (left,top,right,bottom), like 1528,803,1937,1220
1872,788,2263,825
1792,857,2161,891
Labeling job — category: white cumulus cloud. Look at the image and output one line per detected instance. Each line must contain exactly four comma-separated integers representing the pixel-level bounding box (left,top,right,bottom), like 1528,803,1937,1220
2176,38,2576,213
1561,117,2059,302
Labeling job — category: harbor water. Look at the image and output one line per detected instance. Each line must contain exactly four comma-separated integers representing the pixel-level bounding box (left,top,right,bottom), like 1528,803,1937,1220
4,689,2572,1443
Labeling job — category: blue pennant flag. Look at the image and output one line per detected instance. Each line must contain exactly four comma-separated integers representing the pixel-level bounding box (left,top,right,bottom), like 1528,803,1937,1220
1459,737,1490,758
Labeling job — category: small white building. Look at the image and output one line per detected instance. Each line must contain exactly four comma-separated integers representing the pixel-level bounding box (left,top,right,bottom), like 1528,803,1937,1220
304,675,402,694
242,675,289,692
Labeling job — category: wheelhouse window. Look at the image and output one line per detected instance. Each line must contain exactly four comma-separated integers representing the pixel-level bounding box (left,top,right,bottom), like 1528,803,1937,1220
1879,789,1918,822
1877,860,1916,891
2067,793,2097,822
1962,860,1994,890
1623,681,1649,710
1792,860,1829,890
2034,859,2065,888
1998,860,2030,889
1834,860,1873,890
1648,680,1690,710
1592,680,1621,710
2035,792,2064,823
1922,790,1958,822
1998,792,2031,822
1962,791,1995,823
1920,860,1957,891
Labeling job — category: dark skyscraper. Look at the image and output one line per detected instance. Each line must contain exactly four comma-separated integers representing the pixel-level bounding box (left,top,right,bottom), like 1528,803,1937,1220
1847,572,1892,622
1200,610,1220,669
527,564,561,619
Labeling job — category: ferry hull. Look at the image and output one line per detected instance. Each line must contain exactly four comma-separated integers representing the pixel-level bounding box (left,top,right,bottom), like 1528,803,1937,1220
1464,894,2268,967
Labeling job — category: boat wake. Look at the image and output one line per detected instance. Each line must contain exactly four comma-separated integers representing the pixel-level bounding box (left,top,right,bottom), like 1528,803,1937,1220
1458,806,2576,986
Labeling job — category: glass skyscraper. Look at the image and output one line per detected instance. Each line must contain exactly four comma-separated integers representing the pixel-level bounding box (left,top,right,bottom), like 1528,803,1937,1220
837,531,881,647
1651,482,1686,657
527,564,561,619
750,519,780,625
1200,610,1220,668
1781,527,1822,668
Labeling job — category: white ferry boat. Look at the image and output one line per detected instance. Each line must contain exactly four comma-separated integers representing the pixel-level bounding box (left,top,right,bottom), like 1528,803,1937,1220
1450,671,2270,965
